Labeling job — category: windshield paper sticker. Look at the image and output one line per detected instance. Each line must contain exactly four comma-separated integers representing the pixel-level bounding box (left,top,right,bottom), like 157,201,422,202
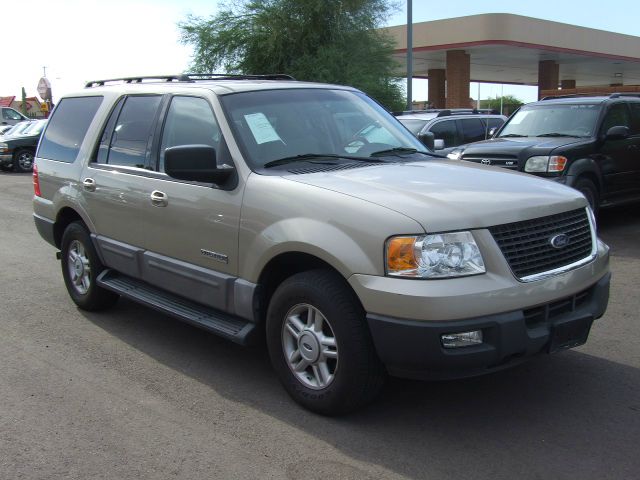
244,113,283,144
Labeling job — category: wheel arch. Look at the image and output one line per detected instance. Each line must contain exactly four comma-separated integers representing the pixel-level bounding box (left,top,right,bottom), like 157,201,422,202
566,158,603,193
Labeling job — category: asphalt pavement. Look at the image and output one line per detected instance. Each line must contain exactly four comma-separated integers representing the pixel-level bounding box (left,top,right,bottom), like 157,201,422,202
1,172,638,479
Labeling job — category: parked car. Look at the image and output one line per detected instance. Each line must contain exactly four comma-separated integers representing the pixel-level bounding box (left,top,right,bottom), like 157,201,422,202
1,120,34,138
448,94,640,211
34,75,609,414
1,106,29,125
396,109,507,154
0,119,46,172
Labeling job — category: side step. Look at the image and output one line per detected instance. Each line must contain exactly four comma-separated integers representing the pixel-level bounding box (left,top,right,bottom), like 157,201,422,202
96,270,257,345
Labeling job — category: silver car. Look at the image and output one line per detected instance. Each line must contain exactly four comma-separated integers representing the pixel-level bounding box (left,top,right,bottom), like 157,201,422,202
33,75,610,414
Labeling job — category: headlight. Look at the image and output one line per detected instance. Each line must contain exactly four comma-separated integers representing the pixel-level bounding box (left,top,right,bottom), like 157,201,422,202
447,150,462,160
524,155,567,173
386,231,485,278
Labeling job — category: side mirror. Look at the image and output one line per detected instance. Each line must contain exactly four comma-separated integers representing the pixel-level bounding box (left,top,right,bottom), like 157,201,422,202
418,131,435,150
605,125,630,141
164,145,234,184
433,139,445,150
488,127,498,137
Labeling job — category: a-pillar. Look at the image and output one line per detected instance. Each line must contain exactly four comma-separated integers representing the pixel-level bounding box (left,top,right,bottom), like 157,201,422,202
428,69,446,109
538,60,559,98
561,79,576,89
446,50,470,108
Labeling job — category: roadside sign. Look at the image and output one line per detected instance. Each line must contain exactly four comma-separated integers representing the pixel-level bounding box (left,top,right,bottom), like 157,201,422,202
37,77,51,99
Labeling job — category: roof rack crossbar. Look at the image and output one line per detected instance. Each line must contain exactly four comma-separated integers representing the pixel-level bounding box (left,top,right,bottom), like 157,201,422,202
85,73,295,88
609,92,640,98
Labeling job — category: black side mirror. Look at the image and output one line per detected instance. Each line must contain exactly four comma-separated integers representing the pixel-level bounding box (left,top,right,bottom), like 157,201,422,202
164,145,234,184
605,125,630,141
418,131,435,150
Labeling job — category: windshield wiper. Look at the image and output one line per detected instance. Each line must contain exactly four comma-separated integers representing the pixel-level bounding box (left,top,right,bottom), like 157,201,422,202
369,147,426,157
498,133,527,138
536,133,580,137
263,153,384,169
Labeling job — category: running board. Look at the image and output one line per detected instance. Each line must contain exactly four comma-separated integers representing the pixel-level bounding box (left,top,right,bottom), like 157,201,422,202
96,270,257,345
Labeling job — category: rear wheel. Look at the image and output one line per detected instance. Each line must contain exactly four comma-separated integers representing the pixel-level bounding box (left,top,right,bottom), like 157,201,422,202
266,269,385,415
13,149,34,173
60,222,119,311
574,177,599,214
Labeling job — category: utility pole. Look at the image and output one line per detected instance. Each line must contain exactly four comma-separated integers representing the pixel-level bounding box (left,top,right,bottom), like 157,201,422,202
406,0,413,111
43,66,47,77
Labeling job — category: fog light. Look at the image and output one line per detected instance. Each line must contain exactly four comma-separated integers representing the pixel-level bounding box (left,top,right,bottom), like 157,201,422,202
441,330,483,348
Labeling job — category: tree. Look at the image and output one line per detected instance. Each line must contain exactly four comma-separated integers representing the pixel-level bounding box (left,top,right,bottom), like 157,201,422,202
178,0,405,111
480,94,524,115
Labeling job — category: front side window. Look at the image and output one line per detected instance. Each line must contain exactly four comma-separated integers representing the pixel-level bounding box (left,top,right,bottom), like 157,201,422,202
220,88,425,169
630,103,640,135
601,103,631,134
499,104,599,138
159,96,222,171
460,118,487,143
429,120,458,148
38,96,103,163
3,108,23,120
107,95,162,168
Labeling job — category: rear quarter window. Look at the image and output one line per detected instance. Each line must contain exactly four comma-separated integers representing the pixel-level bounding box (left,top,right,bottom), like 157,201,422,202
37,96,103,163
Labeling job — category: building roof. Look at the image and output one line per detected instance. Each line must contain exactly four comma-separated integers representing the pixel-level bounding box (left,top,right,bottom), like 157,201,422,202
384,13,640,86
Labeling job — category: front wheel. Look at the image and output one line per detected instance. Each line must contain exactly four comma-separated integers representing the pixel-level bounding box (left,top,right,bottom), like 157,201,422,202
574,177,599,214
266,269,385,415
60,222,119,311
13,149,34,173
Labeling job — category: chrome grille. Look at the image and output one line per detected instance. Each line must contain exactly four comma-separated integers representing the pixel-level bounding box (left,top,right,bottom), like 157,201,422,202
462,155,519,170
489,209,594,280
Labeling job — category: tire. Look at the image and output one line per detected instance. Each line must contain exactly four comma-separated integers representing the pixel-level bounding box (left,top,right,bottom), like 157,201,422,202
266,269,385,415
13,149,34,173
60,222,119,311
574,177,599,214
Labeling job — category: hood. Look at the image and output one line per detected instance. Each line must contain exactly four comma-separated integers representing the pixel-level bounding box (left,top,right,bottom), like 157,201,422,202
459,136,590,155
285,159,587,232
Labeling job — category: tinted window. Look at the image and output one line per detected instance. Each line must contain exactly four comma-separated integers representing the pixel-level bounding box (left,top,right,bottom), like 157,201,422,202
627,103,640,135
159,96,222,171
107,96,162,168
486,117,505,134
94,98,125,164
37,96,103,163
428,120,458,148
601,103,631,133
3,108,22,120
460,118,487,143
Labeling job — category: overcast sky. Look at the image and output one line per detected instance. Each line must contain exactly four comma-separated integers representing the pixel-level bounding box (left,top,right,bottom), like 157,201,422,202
2,0,639,104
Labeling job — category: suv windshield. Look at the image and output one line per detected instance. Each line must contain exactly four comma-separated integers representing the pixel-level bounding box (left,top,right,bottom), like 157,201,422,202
499,103,600,138
220,88,427,169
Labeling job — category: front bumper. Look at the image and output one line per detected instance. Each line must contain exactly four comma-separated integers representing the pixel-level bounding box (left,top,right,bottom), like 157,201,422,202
0,154,13,166
367,272,610,380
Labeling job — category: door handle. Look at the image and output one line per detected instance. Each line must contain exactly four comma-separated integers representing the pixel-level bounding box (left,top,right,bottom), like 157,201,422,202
82,178,96,192
150,190,168,207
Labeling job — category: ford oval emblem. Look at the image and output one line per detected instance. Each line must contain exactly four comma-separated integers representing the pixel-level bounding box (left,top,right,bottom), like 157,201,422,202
550,233,570,249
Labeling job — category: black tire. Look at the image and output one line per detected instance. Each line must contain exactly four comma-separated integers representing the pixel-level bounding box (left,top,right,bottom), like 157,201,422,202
574,177,599,214
266,269,385,415
13,149,34,173
60,222,119,311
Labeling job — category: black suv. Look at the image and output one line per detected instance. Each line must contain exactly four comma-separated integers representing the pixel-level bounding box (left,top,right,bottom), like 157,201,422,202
396,109,507,155
448,94,640,211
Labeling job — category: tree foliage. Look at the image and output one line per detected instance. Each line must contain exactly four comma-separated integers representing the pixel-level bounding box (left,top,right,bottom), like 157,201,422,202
178,0,405,110
480,95,524,114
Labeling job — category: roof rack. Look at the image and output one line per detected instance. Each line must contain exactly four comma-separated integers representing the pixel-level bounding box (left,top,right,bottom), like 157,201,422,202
395,108,500,117
85,73,296,88
540,93,607,100
609,92,640,98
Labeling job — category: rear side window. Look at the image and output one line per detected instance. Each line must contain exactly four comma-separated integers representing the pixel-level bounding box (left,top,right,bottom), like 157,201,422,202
38,96,103,163
107,95,162,168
